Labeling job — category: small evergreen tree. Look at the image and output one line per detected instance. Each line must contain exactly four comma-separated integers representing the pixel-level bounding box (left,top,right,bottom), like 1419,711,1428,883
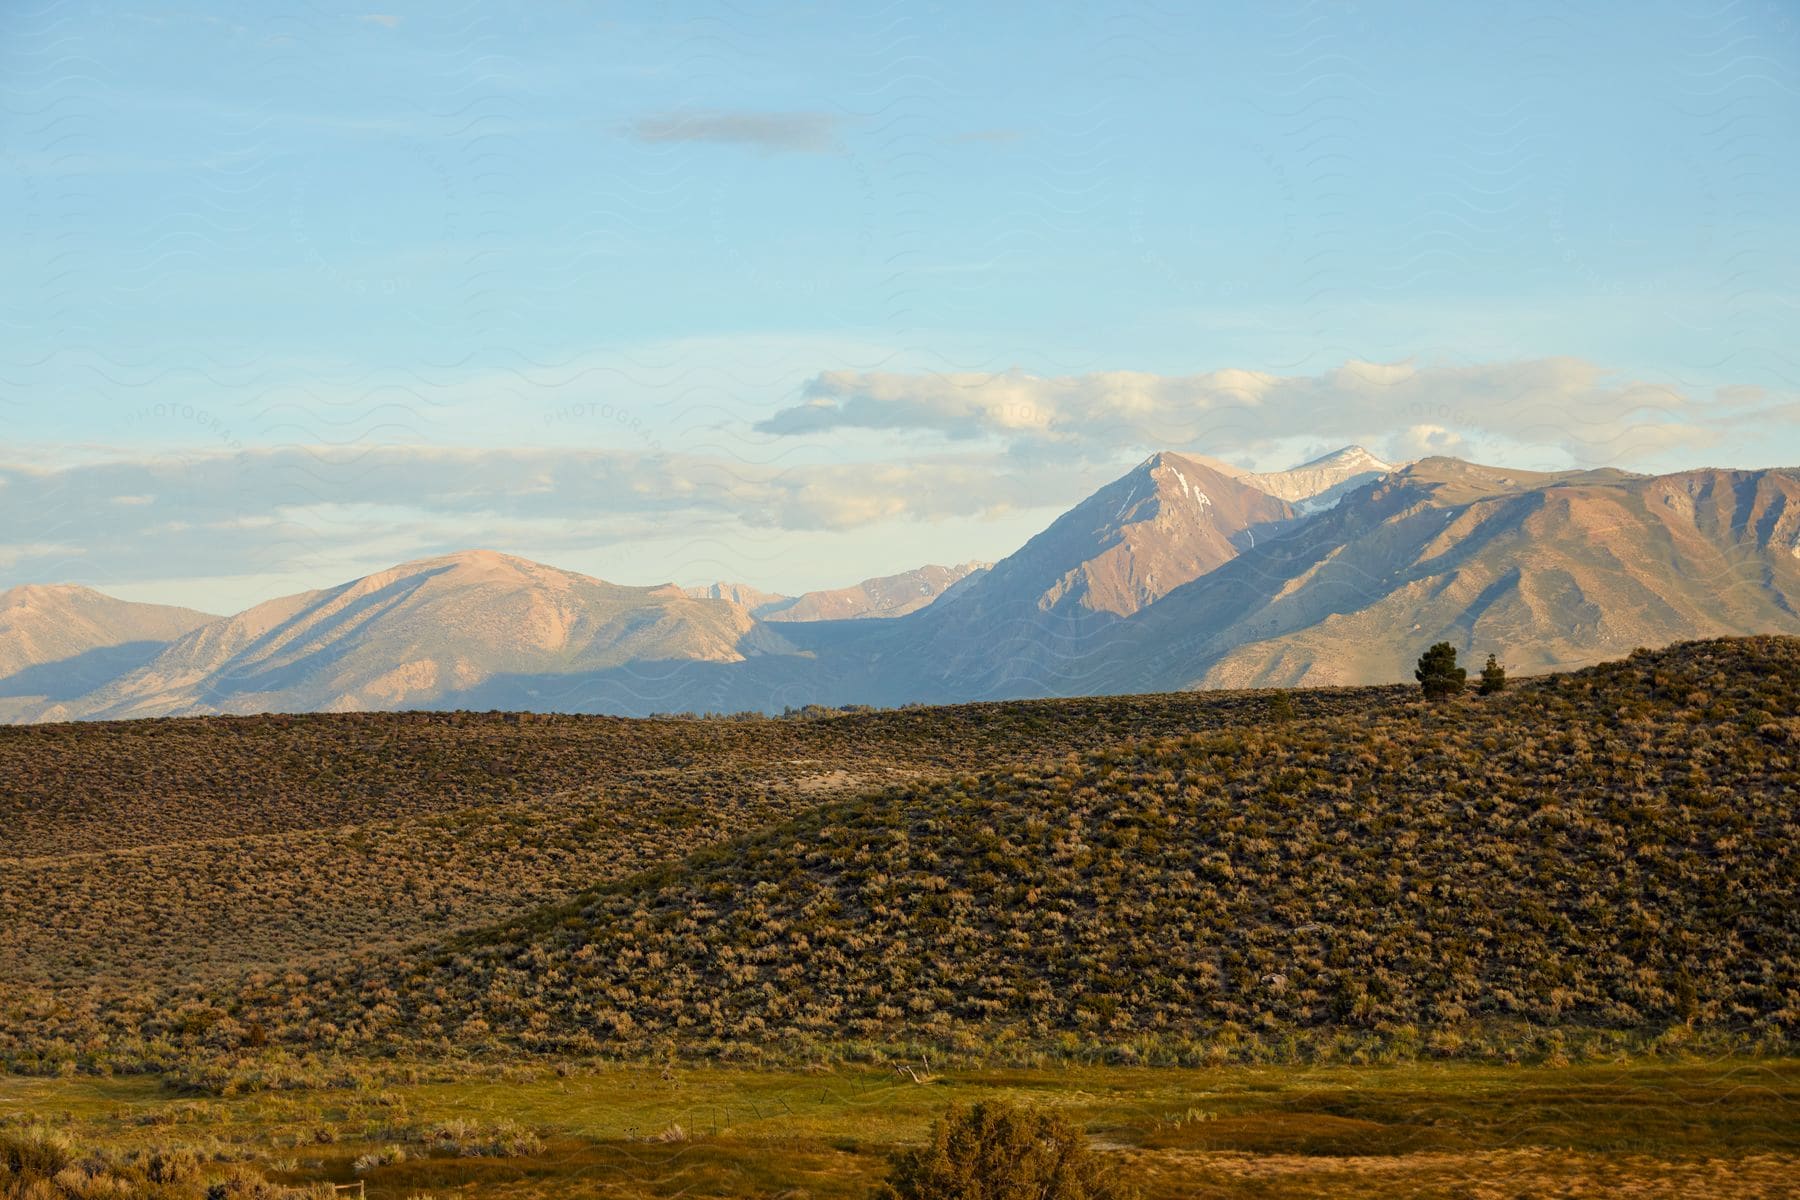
876,1100,1137,1200
1478,653,1507,695
1414,642,1465,700
1266,692,1295,724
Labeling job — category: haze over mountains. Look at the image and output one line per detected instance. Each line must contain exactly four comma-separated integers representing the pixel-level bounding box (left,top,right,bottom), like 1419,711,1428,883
685,562,989,622
4,445,1798,722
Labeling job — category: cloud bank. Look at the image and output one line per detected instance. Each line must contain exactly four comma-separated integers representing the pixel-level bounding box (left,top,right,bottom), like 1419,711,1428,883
0,447,1080,598
3,357,1783,608
758,358,1755,466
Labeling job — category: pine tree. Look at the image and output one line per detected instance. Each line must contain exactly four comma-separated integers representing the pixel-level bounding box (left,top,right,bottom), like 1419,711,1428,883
1478,653,1507,695
1414,642,1465,700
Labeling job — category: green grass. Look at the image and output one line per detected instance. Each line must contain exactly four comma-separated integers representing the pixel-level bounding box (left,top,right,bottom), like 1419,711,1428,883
6,1060,1799,1198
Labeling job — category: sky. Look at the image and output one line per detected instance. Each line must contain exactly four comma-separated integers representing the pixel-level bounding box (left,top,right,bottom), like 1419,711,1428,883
3,1,1797,611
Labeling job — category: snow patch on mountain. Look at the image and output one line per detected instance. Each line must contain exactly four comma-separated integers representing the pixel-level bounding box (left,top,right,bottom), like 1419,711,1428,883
1204,445,1398,511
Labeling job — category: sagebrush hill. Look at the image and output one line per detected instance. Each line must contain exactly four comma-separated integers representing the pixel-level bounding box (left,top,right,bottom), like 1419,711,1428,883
3,637,1794,1072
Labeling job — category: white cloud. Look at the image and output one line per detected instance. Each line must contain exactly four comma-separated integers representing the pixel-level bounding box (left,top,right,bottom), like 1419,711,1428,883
757,358,1763,469
1389,424,1467,460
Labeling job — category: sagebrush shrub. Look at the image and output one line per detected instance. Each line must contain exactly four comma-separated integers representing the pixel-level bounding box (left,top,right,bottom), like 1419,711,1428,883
875,1101,1137,1200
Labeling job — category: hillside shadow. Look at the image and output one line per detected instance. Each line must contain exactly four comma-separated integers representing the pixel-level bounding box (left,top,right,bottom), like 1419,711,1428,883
193,564,458,701
0,642,172,699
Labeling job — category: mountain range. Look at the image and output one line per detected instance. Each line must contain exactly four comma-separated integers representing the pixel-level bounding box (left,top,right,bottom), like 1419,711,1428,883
4,445,1797,721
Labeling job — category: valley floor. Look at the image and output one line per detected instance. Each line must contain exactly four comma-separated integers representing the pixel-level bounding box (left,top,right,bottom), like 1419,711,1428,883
6,1059,1799,1198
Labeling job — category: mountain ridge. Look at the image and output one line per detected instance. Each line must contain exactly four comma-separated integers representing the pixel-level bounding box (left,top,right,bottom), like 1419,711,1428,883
6,451,1800,721
1110,460,1800,690
937,450,1297,621
50,550,769,721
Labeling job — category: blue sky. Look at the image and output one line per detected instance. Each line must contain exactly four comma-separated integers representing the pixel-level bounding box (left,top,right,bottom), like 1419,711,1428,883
3,1,1797,609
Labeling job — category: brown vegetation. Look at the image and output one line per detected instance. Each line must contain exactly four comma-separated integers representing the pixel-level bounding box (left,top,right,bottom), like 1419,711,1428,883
0,687,1386,1054
3,638,1794,1070
0,1126,327,1200
877,1100,1139,1199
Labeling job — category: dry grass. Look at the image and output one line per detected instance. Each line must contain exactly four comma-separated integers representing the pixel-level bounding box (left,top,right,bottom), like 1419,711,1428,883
5,1060,1798,1199
1127,1148,1800,1199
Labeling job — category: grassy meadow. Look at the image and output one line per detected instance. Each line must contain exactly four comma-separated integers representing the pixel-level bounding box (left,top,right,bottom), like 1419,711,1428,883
8,1058,1800,1198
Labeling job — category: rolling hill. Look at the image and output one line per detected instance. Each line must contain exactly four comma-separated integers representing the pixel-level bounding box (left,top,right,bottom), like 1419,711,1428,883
19,636,1786,1062
0,682,1383,996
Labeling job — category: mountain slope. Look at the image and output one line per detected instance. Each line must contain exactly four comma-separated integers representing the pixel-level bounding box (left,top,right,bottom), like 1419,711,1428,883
414,453,1305,715
11,454,1800,721
55,551,770,720
1187,444,1395,510
1113,460,1800,689
0,585,216,720
945,451,1295,620
464,453,1800,712
752,452,1300,704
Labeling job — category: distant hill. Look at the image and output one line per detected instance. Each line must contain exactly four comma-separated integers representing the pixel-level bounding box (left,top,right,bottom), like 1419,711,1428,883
0,585,214,721
52,550,774,720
